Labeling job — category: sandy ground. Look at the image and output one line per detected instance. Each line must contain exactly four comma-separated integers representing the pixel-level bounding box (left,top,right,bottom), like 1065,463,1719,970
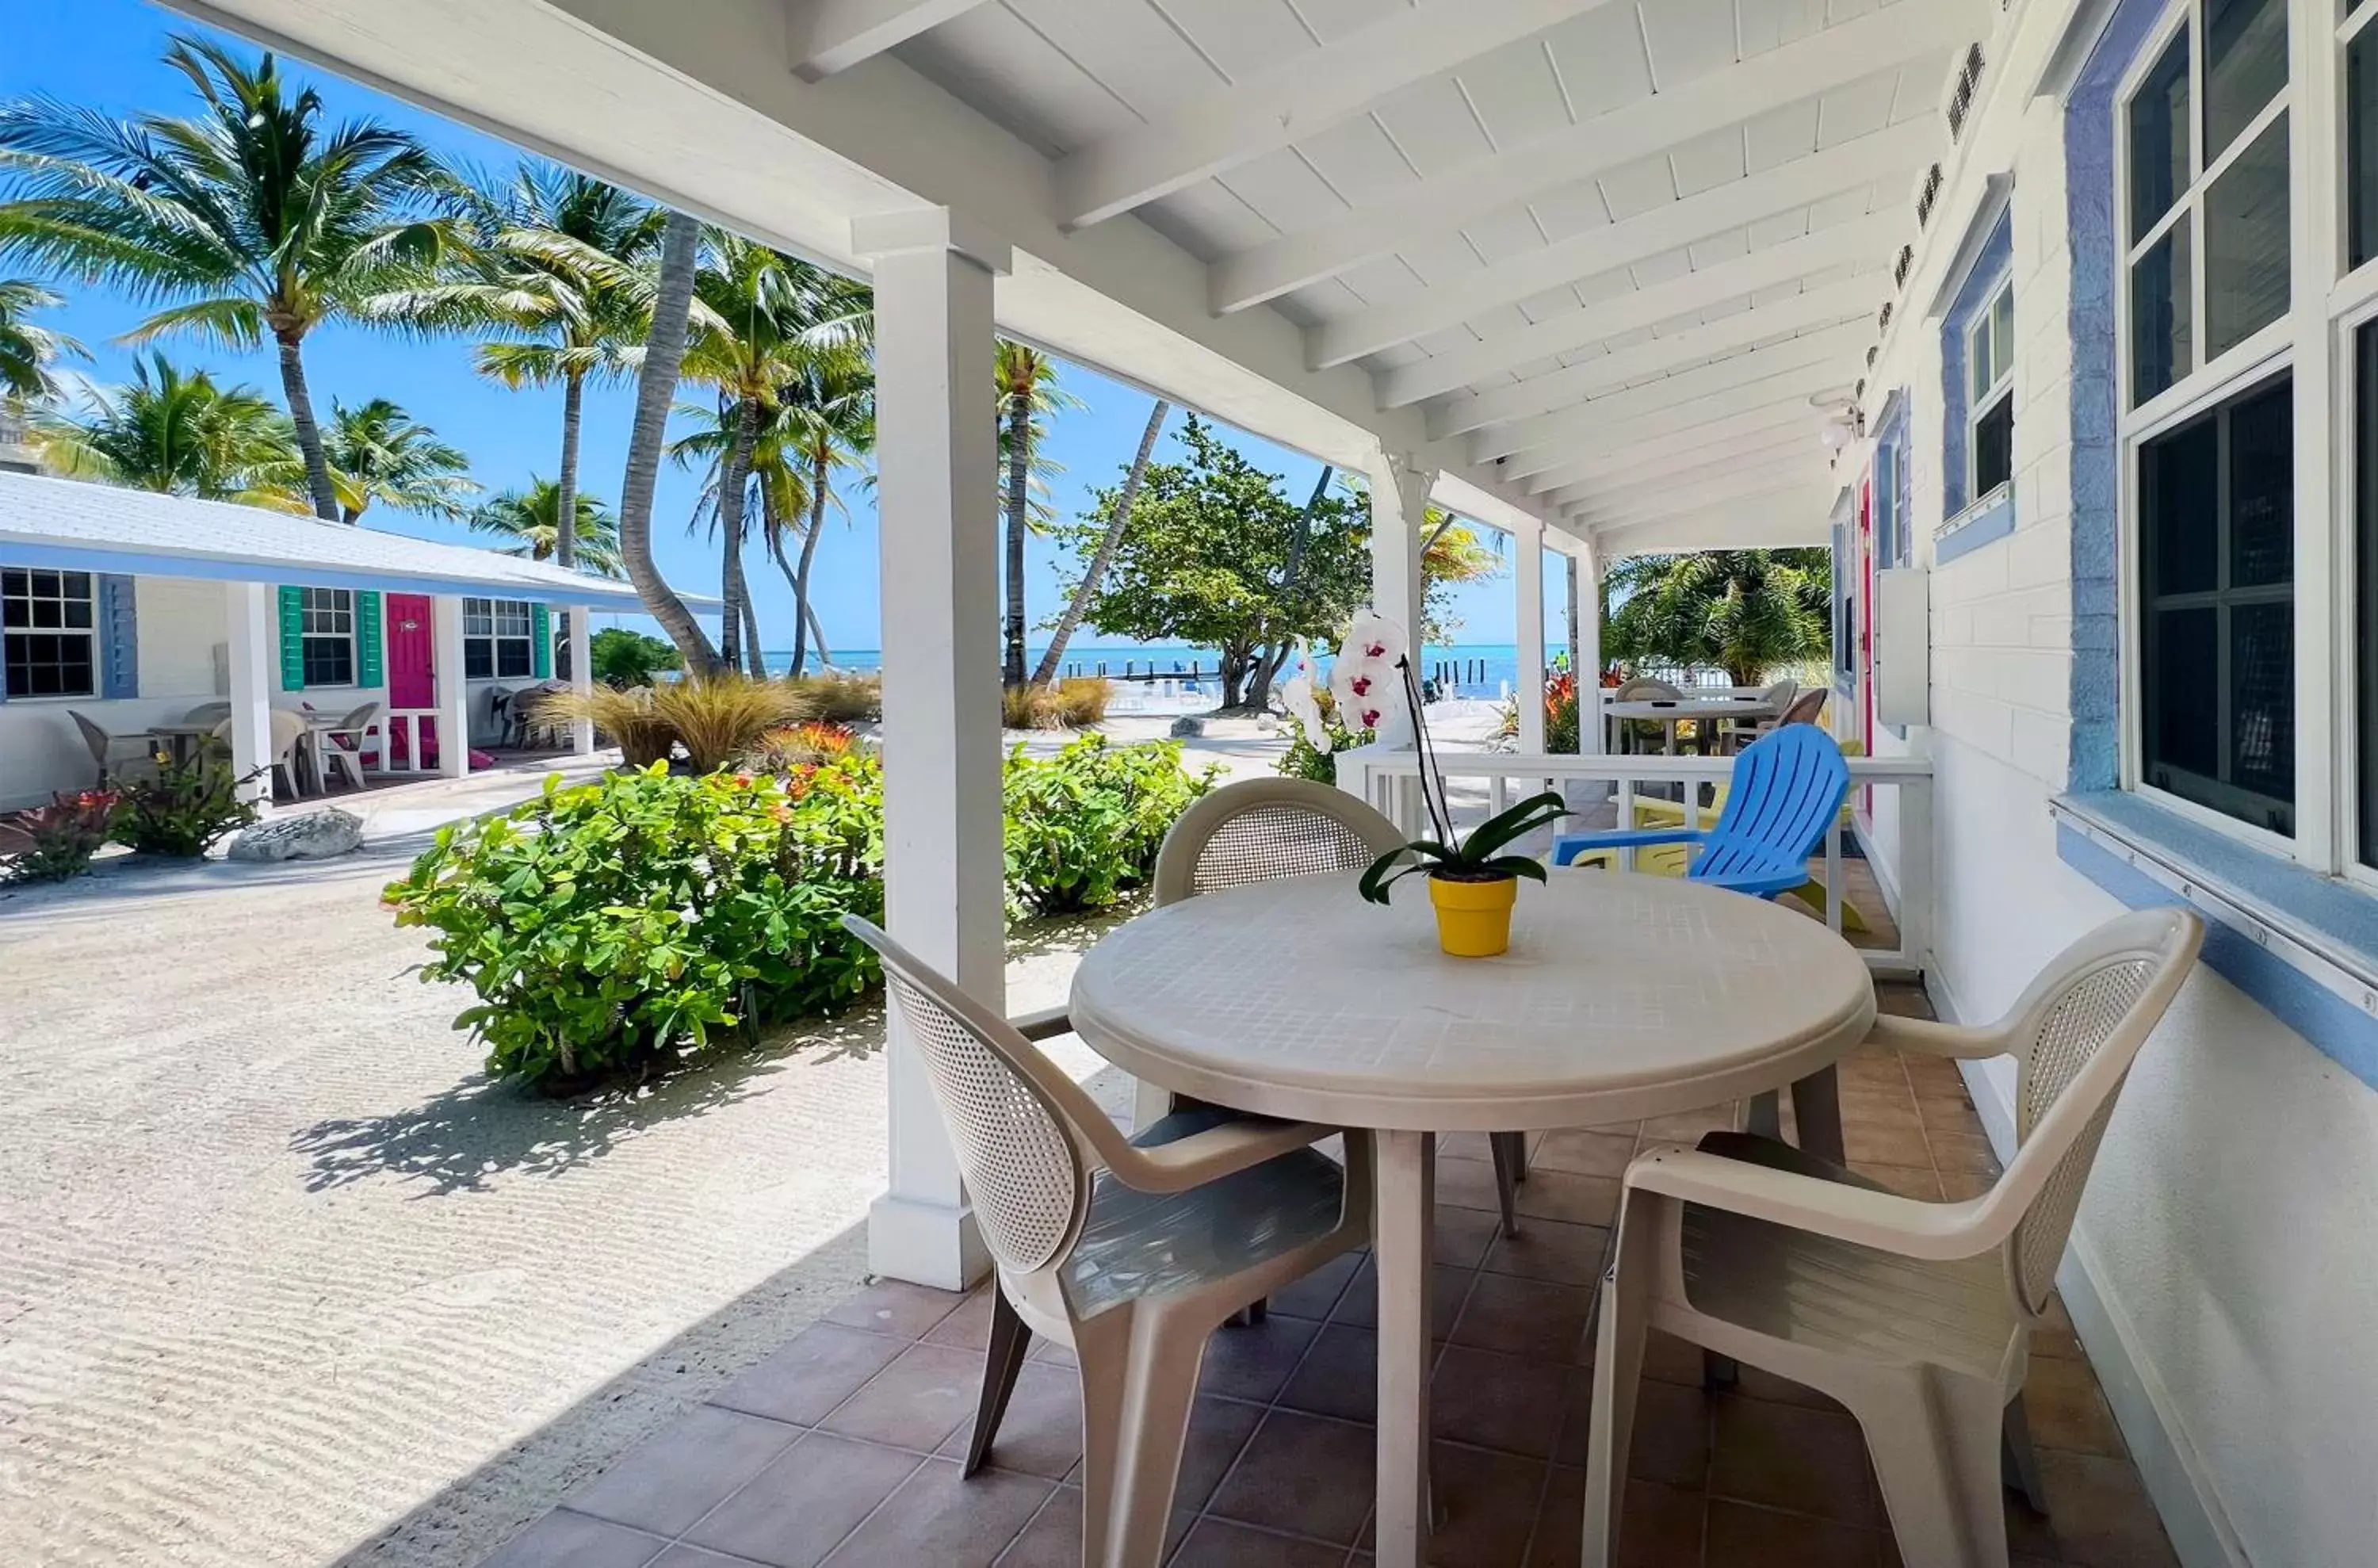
0,707,1509,1568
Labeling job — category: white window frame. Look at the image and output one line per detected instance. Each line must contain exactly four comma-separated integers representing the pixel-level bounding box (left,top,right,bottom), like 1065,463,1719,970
1967,277,2017,502
1,567,98,701
462,596,537,682
2116,0,2310,862
299,586,358,689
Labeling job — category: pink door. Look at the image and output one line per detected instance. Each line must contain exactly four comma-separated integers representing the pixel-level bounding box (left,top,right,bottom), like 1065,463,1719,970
384,593,439,766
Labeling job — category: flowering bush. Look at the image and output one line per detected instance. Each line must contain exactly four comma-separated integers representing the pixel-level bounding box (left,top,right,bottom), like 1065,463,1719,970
385,759,885,1089
111,754,261,858
1005,735,1216,915
746,720,855,773
1543,670,1581,754
0,788,120,884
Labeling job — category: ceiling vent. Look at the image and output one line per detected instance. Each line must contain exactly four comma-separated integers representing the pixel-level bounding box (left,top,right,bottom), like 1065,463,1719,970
1917,163,1944,227
1893,243,1915,287
1878,300,1894,332
1865,345,1879,367
1948,44,1986,140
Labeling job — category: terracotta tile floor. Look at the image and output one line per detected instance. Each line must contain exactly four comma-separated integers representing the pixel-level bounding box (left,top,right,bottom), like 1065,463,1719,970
480,984,2177,1568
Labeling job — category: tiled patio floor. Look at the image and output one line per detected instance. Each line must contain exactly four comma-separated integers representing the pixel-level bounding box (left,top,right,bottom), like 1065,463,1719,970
481,984,2177,1568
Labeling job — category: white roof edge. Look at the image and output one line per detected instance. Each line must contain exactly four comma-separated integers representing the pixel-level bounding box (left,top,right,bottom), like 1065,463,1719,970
0,471,721,612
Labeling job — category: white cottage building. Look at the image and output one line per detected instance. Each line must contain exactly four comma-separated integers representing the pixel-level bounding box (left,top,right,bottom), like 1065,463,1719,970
70,0,2378,1558
0,472,710,806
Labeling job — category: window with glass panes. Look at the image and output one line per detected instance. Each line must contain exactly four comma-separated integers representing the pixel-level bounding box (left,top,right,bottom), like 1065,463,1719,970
463,598,535,679
1968,281,2016,498
2,568,97,698
300,587,356,686
2124,0,2290,407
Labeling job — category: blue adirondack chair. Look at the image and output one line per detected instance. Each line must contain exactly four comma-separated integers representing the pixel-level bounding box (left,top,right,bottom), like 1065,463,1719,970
1549,724,1852,898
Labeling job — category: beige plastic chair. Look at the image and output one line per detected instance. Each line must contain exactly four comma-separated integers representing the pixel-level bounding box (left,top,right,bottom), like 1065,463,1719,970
1583,908,2204,1568
181,701,231,727
69,709,157,785
1607,675,1682,754
1723,679,1799,753
208,709,312,796
843,916,1369,1568
318,702,381,791
1146,779,1535,1238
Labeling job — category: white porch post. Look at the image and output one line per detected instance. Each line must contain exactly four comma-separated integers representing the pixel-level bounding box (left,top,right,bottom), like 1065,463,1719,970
855,206,1009,1291
1581,545,1606,756
567,606,595,755
432,594,470,779
1563,549,1581,675
1513,516,1546,753
1366,451,1433,646
224,580,275,803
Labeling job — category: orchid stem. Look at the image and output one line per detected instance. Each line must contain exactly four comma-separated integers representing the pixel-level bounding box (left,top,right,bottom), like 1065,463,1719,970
1400,656,1455,846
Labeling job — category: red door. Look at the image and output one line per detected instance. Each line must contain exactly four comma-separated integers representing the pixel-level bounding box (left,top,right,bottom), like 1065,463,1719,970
383,593,439,766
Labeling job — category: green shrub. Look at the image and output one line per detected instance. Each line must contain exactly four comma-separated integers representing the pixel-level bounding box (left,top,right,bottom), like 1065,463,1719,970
1004,735,1215,915
385,759,885,1089
111,755,260,857
590,628,681,688
0,788,119,884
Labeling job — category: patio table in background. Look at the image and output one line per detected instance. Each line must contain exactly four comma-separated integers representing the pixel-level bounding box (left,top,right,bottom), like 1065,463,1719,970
1602,695,1776,755
141,720,218,766
1069,870,1875,1568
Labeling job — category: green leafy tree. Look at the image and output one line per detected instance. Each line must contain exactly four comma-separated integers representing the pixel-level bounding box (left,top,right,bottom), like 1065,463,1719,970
1603,548,1833,686
1052,415,1370,709
0,38,463,520
589,626,680,688
469,477,623,576
32,352,304,505
0,277,82,403
323,396,476,523
996,339,1080,687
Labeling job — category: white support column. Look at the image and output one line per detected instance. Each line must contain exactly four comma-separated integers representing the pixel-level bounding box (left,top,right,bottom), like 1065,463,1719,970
1581,545,1606,756
224,580,275,803
432,594,470,779
1563,550,1581,675
1365,451,1434,646
1513,516,1546,753
854,205,1011,1291
567,606,595,755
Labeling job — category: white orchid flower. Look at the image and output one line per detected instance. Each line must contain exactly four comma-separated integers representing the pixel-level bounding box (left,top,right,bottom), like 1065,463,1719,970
1282,642,1331,755
1331,609,1416,748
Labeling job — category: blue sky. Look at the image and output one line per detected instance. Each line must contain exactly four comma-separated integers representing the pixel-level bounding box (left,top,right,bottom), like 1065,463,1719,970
4,0,1546,653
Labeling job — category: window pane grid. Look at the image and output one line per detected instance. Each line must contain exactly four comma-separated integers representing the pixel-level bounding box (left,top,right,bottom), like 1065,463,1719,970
3,570,99,698
464,599,539,687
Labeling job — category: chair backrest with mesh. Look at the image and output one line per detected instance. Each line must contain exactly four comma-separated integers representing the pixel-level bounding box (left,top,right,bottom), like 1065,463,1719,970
1994,909,2202,1315
1612,676,1682,702
69,709,112,766
1154,778,1408,905
842,917,1089,1275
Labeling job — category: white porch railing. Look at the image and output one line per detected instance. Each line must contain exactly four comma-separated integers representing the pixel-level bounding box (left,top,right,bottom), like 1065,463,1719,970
1334,746,1936,979
378,709,440,774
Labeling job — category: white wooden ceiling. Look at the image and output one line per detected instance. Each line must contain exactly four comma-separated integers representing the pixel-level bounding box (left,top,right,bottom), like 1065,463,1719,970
863,0,1981,545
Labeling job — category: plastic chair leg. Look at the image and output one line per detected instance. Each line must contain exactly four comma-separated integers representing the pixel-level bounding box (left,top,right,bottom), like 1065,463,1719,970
965,1286,1031,1478
1076,1302,1209,1568
1856,1373,2008,1568
1582,1208,1654,1568
1489,1131,1524,1237
2002,1393,2050,1513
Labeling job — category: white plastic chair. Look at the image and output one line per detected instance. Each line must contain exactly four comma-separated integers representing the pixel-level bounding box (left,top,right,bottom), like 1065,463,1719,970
317,702,380,790
1722,678,1799,754
1151,778,1535,1237
208,709,312,797
843,916,1369,1568
1582,908,2204,1568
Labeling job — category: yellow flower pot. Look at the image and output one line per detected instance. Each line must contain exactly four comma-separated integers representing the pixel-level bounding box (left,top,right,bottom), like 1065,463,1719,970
1428,873,1518,958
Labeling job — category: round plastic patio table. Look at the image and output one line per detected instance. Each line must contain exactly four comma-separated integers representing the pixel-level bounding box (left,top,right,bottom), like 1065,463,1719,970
1068,869,1875,1568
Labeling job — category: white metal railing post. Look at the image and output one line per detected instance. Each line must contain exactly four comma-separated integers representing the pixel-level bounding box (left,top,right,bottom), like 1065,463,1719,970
1898,774,1934,975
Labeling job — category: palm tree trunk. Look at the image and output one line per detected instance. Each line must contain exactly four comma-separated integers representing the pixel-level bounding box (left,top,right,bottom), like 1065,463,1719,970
1002,388,1031,688
555,369,584,572
716,396,760,673
619,210,720,675
275,328,340,523
804,600,833,667
790,449,830,679
741,578,766,678
1034,397,1165,686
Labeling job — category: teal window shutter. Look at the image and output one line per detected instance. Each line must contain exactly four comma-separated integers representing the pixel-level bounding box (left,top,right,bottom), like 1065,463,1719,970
277,585,306,690
356,591,384,687
532,603,552,679
100,575,140,698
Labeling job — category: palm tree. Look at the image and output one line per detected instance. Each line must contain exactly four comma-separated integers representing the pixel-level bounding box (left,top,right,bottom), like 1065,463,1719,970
469,478,624,576
671,392,781,674
615,208,718,675
0,277,82,403
32,351,304,504
1604,548,1833,686
1033,396,1167,686
456,168,659,570
776,349,873,679
0,38,461,521
323,397,476,523
995,339,1081,686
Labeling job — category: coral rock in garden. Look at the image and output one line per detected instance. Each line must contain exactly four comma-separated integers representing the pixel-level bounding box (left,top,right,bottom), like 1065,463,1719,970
230,809,364,863
1168,715,1207,738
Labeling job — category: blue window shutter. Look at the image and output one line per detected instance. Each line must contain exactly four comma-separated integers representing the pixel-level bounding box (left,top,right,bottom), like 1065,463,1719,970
531,603,552,679
356,591,384,687
99,574,140,698
277,585,307,690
